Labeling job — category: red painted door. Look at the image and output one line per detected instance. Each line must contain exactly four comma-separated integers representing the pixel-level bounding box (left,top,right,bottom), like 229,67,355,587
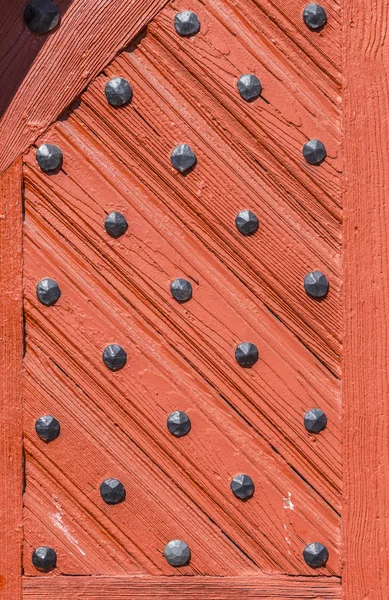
0,1,384,599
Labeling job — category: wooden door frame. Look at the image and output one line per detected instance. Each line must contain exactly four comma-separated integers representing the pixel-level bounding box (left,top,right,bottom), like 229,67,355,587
0,0,386,598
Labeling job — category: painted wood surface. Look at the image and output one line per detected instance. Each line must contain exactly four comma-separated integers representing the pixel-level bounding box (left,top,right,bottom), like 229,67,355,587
0,159,23,599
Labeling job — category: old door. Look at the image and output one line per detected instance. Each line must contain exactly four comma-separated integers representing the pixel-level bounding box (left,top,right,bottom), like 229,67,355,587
0,0,384,599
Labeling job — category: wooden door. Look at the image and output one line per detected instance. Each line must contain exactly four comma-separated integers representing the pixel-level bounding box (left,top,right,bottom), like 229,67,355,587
0,0,384,599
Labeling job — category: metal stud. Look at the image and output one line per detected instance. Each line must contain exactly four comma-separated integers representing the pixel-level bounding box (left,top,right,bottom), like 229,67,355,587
164,539,191,566
35,415,60,442
102,344,127,371
303,3,327,30
36,144,63,172
170,144,197,173
303,542,329,568
32,546,57,572
100,478,126,505
235,210,259,236
174,11,200,37
304,270,329,298
167,411,191,437
230,474,255,499
105,77,132,107
304,408,327,433
24,0,60,34
170,278,193,303
36,278,61,306
302,139,326,164
235,342,259,368
237,74,262,102
105,212,128,238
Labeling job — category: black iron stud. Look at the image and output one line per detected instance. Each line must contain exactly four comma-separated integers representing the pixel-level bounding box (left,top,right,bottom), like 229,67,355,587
230,474,255,499
24,0,60,34
303,542,329,568
237,74,262,101
32,546,57,572
36,144,63,172
174,11,200,37
302,139,326,164
100,478,126,505
167,411,191,437
105,77,132,107
304,408,327,433
235,342,259,368
170,144,197,173
303,3,327,30
36,278,61,306
105,212,128,238
164,540,191,566
170,278,192,303
35,415,60,442
235,210,259,236
304,270,329,298
102,344,127,371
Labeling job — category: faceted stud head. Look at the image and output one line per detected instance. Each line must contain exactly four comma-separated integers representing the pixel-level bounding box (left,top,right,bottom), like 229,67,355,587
167,411,191,437
235,342,259,367
304,408,327,433
32,546,57,572
235,210,259,236
170,144,197,173
36,278,61,306
35,415,60,442
174,11,200,37
105,77,132,107
304,270,329,298
303,542,329,568
164,539,191,566
100,478,126,505
102,344,127,371
24,0,60,34
105,212,128,238
237,74,262,101
303,3,327,30
302,139,326,164
230,474,255,499
170,278,193,303
36,144,63,172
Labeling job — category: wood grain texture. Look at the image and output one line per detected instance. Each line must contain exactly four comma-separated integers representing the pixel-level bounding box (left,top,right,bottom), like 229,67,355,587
0,159,23,599
22,574,341,599
343,0,389,599
0,0,170,175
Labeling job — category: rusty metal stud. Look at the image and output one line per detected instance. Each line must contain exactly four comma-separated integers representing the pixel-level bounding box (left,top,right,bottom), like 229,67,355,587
32,546,57,572
235,342,258,367
303,542,329,567
170,144,196,173
24,0,60,34
302,139,326,164
36,144,63,172
100,478,126,505
174,11,200,37
304,270,329,298
230,474,254,499
237,74,262,101
170,278,192,303
35,415,60,442
235,210,259,236
36,278,61,306
167,411,191,437
304,408,327,433
303,3,327,30
102,344,127,371
105,77,132,107
105,212,128,238
164,540,191,566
